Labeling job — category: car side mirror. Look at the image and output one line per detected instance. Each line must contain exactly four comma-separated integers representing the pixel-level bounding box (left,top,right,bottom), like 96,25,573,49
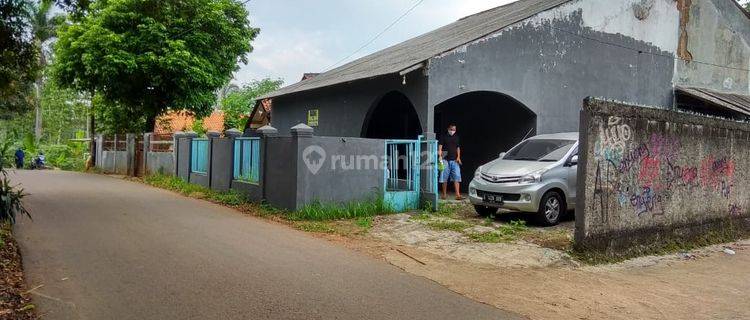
498,152,506,159
568,155,579,166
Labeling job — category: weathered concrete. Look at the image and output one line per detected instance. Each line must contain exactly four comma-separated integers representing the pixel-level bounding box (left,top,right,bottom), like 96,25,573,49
101,151,128,175
145,152,174,176
576,98,750,253
675,0,750,94
428,0,678,135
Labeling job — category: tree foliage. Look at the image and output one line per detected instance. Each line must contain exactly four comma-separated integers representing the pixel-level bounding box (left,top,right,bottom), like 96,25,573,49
52,0,259,132
40,82,89,143
221,78,282,130
0,0,38,117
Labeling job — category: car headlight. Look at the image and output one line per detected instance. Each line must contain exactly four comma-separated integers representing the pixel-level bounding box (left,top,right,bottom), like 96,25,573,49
519,171,544,184
474,166,483,178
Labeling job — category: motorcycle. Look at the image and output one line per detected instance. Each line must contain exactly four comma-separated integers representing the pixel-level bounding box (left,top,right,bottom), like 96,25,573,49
30,154,47,170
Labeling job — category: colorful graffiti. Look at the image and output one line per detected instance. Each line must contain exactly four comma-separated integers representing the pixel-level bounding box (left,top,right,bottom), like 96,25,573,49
591,115,742,218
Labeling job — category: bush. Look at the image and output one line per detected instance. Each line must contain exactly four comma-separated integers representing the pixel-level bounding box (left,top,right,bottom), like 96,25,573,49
0,141,30,224
39,143,86,171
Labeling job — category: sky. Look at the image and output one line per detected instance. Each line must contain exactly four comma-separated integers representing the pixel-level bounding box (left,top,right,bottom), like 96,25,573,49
232,0,517,86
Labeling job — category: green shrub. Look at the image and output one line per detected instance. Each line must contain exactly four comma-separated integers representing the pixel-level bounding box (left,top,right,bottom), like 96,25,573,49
0,141,30,224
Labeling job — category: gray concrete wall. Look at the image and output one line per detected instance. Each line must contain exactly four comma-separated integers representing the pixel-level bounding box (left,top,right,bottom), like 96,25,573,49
263,136,298,211
146,152,174,176
295,136,386,208
101,151,128,175
190,172,209,188
209,138,233,192
177,138,191,181
576,98,750,253
231,180,262,202
427,0,677,136
675,0,750,95
270,73,429,138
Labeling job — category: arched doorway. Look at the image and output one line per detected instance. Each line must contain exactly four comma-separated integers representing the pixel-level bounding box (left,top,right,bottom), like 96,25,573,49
434,91,536,191
361,91,423,139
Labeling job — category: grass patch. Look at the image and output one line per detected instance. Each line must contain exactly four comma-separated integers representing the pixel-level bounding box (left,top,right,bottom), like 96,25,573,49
426,220,472,232
356,216,373,230
288,198,393,221
466,220,530,243
143,174,247,206
467,232,507,243
293,221,336,234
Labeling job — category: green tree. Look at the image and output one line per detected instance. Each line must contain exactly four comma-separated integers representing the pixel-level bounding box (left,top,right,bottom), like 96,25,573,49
52,0,259,133
31,0,66,141
0,0,38,117
221,78,282,130
40,82,89,144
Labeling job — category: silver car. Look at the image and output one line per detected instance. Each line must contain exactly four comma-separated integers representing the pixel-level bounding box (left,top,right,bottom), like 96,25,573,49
468,132,579,226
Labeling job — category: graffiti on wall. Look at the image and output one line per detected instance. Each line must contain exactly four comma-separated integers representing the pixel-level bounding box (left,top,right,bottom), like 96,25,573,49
591,115,743,219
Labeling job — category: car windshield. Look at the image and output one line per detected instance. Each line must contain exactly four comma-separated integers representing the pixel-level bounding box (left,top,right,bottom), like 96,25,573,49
503,139,576,162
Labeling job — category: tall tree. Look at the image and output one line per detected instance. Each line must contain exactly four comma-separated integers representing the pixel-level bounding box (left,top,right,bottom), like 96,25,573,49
52,0,258,133
0,0,37,118
221,78,282,130
31,0,66,141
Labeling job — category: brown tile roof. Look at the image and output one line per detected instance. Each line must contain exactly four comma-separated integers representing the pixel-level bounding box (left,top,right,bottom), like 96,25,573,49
154,110,225,134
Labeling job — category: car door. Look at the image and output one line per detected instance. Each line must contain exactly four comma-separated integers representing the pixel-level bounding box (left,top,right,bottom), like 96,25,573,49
565,147,578,208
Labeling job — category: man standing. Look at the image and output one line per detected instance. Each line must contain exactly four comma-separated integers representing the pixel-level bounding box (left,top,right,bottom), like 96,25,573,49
438,124,462,200
14,148,25,169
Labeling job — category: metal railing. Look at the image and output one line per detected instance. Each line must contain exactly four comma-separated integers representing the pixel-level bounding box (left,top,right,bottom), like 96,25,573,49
233,137,260,183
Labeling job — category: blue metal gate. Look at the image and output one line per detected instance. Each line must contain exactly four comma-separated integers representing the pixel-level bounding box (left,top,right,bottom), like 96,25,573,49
420,138,439,211
384,138,421,212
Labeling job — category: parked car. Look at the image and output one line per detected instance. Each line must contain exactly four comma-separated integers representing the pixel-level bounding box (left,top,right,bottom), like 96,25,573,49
468,132,579,226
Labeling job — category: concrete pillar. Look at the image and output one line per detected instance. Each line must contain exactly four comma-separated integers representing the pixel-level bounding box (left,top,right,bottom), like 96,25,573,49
95,134,104,168
205,131,221,188
143,133,152,176
180,131,199,181
257,125,278,200
290,123,314,210
173,131,184,177
126,133,136,176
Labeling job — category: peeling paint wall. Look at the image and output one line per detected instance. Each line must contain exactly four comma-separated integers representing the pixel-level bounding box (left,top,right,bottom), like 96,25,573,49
675,0,750,94
428,0,679,135
576,98,750,253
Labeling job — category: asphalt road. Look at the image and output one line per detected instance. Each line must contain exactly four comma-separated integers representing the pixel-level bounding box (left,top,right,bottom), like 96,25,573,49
13,170,519,320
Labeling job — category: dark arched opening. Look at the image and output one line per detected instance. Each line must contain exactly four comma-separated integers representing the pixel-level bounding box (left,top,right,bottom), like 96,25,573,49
361,91,423,139
434,91,536,191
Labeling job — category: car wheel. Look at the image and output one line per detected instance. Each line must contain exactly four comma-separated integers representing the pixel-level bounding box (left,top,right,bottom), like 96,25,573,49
536,191,563,226
474,205,497,217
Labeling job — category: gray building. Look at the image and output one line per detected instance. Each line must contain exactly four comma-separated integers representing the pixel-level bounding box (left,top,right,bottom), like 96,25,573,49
256,0,750,189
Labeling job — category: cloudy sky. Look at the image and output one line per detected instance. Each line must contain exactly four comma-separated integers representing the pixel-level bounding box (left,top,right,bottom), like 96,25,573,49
233,0,516,86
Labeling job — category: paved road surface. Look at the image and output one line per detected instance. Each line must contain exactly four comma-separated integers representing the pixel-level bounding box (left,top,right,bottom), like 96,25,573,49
13,171,518,320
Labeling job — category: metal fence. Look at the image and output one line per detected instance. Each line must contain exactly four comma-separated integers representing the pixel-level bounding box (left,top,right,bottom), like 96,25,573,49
233,137,260,183
190,139,209,174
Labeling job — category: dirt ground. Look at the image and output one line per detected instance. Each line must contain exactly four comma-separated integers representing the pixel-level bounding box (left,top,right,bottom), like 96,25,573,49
321,208,750,320
0,223,35,320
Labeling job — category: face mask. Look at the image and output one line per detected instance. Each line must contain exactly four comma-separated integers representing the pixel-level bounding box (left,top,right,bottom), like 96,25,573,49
448,130,456,136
